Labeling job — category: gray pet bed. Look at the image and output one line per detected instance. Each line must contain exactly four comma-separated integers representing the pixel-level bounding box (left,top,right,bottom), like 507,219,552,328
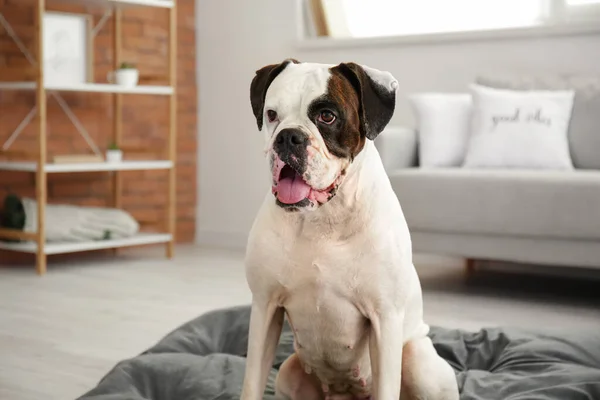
78,305,600,400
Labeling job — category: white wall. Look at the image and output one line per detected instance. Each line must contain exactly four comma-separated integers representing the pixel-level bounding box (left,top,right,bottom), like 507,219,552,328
196,0,600,248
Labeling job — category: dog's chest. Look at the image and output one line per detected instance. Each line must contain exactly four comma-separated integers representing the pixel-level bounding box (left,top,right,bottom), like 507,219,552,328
280,252,365,322
276,241,375,308
274,243,376,363
268,248,377,396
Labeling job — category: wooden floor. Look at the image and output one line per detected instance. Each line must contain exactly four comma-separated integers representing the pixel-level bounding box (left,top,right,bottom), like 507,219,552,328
1,245,599,400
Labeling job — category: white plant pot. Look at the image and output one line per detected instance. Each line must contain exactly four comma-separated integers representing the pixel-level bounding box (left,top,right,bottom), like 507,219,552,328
108,69,139,87
106,150,123,163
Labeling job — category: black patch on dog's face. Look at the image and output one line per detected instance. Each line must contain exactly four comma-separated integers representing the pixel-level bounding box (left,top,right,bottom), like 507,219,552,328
310,63,396,161
332,63,396,141
250,58,300,130
307,82,363,160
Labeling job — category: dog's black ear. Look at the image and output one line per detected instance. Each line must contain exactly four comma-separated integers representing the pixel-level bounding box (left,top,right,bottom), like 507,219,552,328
334,62,398,140
250,59,300,130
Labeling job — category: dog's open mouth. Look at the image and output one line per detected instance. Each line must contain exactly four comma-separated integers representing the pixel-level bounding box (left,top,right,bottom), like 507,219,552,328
276,164,311,204
272,160,338,207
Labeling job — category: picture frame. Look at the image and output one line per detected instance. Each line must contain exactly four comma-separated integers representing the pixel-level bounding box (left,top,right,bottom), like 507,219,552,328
43,11,94,86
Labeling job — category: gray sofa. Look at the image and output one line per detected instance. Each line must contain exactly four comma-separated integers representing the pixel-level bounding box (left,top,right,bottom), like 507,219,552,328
376,74,600,269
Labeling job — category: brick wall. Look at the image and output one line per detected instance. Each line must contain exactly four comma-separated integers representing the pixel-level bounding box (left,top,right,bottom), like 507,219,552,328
0,0,197,263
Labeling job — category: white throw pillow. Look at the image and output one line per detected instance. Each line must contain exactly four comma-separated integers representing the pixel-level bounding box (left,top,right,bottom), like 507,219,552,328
408,93,472,167
463,84,576,170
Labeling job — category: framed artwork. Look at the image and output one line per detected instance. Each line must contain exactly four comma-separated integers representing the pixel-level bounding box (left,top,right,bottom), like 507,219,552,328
43,12,94,86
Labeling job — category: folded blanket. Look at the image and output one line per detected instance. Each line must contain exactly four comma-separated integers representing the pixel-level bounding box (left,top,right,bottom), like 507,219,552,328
1,194,139,242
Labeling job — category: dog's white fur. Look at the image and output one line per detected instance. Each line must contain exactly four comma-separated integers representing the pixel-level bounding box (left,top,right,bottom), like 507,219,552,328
241,62,459,400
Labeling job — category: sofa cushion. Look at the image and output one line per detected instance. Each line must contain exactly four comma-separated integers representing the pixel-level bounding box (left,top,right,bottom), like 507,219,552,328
389,168,600,240
464,84,575,170
476,74,600,170
376,126,418,170
408,93,473,167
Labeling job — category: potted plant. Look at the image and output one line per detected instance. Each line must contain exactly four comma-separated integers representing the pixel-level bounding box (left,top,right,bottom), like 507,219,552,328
119,62,135,69
107,62,139,87
106,142,123,163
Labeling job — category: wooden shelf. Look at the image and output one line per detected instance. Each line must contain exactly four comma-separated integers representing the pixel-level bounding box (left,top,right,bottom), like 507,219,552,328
54,0,174,9
0,160,173,173
0,82,173,95
0,233,172,255
0,0,178,274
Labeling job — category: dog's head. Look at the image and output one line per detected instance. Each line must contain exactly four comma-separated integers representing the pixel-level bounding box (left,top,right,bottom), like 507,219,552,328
250,59,398,211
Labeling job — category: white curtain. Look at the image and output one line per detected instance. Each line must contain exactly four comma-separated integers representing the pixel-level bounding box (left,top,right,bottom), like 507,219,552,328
323,0,546,38
567,0,600,5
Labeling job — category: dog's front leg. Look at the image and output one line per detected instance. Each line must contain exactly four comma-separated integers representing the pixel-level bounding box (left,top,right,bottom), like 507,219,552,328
241,298,284,400
369,309,405,400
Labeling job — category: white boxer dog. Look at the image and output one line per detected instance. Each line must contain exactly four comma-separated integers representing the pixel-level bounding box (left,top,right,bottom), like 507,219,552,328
240,59,459,400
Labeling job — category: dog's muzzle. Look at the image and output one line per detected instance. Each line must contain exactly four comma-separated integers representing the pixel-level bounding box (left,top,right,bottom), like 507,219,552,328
273,128,309,174
271,128,311,207
271,128,341,210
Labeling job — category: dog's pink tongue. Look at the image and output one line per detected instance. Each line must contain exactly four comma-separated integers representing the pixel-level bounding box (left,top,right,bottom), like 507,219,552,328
277,173,311,204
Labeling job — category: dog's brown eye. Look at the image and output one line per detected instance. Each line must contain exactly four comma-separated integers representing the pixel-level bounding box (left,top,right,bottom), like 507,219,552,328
267,110,278,123
318,110,336,125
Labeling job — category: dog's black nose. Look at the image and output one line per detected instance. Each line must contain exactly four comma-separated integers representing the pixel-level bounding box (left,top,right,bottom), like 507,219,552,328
275,128,308,149
274,128,309,174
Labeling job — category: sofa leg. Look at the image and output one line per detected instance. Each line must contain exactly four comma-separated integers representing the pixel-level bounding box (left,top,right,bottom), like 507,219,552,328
465,258,477,277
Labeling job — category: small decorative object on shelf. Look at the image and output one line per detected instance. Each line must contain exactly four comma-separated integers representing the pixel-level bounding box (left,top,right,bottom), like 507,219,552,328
107,62,139,87
106,142,123,163
43,11,94,86
0,194,25,243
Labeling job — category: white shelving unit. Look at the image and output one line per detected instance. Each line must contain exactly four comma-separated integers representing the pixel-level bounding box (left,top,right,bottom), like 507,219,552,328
0,0,178,275
0,82,173,95
57,0,174,9
0,233,173,255
0,160,173,173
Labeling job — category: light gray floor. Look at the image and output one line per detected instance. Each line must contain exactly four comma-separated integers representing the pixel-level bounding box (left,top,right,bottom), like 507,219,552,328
1,245,599,400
